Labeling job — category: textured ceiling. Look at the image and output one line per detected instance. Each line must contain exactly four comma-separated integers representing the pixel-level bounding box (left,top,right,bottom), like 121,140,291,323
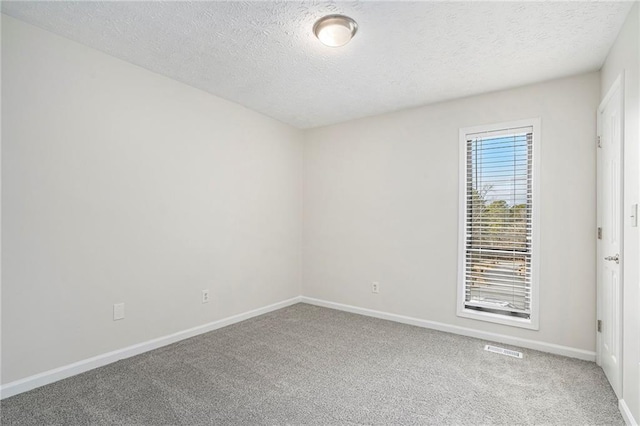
1,1,634,129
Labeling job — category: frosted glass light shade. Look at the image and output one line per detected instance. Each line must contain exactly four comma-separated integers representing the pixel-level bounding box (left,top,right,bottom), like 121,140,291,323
313,15,358,48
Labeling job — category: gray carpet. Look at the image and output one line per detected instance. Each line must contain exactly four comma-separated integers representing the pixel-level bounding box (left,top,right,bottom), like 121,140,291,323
1,303,623,425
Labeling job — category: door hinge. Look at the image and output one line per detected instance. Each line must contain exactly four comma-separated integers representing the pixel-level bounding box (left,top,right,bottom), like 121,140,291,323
597,227,602,239
597,135,602,148
597,319,602,332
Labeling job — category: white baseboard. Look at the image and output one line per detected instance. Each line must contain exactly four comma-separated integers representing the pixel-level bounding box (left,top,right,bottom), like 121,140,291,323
0,295,602,401
0,296,302,400
300,296,596,362
620,399,638,426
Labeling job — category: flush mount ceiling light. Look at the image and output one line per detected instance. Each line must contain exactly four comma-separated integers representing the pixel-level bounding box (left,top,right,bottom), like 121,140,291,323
313,14,358,48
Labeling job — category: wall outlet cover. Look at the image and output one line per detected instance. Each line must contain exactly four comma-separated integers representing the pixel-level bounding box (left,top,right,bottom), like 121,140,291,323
113,303,125,321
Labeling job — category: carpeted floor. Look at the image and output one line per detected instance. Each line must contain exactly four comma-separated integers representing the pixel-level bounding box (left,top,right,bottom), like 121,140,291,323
1,303,623,425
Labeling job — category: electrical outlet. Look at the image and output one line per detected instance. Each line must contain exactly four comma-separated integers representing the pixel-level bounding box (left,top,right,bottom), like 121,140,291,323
202,289,210,303
372,282,380,294
113,303,125,321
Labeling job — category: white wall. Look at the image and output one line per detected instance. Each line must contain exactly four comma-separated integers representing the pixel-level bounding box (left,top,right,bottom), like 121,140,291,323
303,72,600,353
601,3,640,423
1,16,302,384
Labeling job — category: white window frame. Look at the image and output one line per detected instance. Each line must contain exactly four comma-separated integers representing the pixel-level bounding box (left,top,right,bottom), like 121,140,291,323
457,118,541,330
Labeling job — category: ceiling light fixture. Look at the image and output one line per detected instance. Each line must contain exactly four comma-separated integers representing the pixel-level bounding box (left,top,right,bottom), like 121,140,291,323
313,14,358,48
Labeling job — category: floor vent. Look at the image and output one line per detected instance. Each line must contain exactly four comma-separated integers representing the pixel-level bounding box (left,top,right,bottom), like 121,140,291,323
484,345,523,359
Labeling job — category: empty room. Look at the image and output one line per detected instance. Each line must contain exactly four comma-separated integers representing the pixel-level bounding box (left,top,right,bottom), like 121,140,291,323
1,1,639,425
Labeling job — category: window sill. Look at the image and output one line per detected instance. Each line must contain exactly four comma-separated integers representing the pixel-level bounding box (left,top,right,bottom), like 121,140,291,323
457,307,539,330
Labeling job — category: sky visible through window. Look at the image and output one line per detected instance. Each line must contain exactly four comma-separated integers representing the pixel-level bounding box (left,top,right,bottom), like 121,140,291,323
471,133,529,207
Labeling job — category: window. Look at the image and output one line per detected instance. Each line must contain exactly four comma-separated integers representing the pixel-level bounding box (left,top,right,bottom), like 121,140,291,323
458,119,540,329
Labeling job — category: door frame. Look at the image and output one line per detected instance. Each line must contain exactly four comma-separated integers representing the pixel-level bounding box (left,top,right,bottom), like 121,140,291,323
596,72,624,395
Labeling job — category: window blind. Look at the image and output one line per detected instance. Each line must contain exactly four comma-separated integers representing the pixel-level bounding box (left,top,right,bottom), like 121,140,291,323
463,126,533,319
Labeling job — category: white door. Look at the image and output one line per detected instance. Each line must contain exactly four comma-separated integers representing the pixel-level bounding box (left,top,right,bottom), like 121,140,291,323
597,75,623,398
